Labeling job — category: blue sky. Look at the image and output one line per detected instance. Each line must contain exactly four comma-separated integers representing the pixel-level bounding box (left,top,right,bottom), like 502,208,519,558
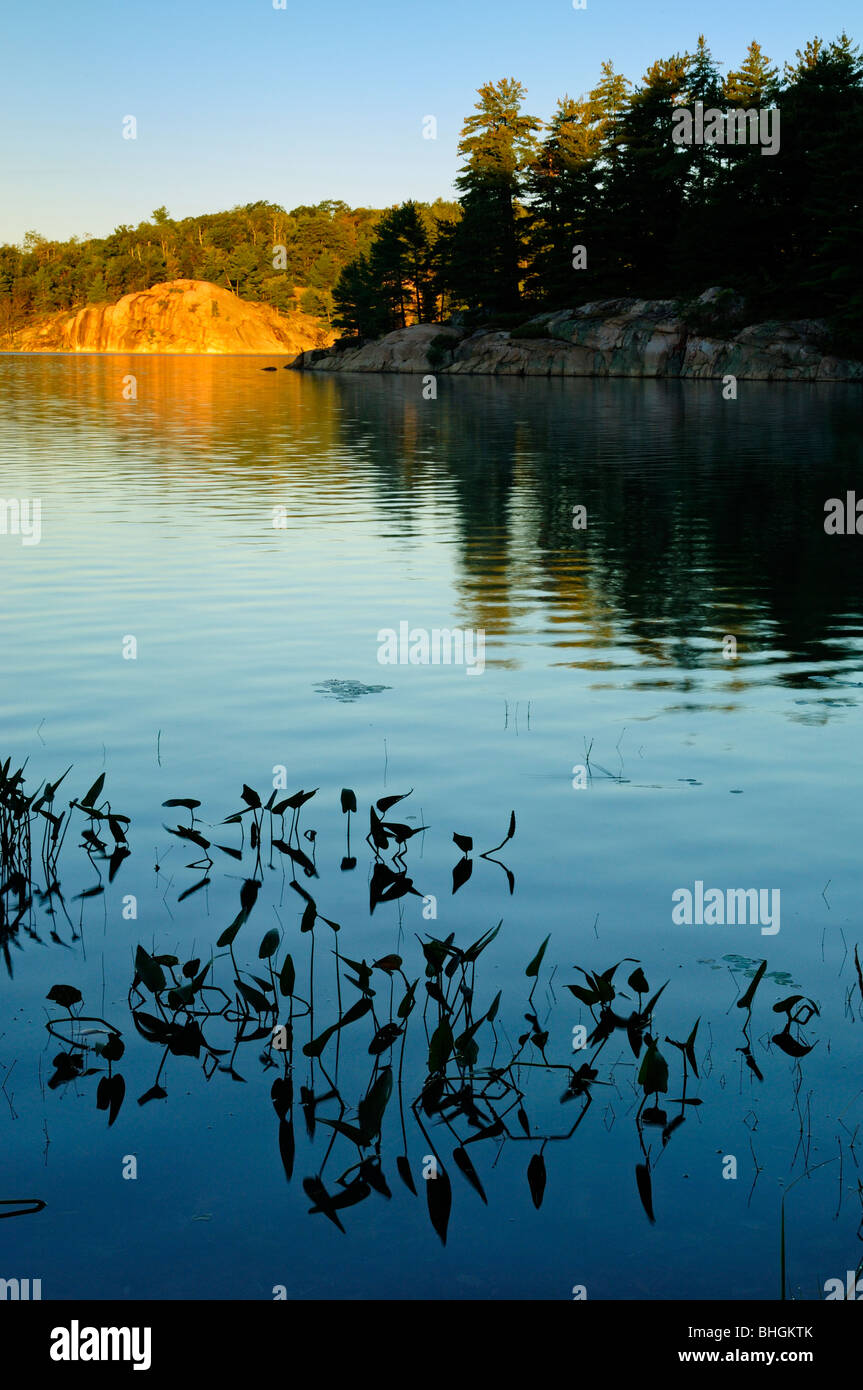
0,0,858,244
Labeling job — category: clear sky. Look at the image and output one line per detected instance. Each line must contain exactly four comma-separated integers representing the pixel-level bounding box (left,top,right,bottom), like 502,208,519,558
0,0,858,245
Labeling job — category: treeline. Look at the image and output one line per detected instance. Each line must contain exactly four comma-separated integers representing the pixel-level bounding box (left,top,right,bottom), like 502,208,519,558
333,34,863,351
0,201,392,332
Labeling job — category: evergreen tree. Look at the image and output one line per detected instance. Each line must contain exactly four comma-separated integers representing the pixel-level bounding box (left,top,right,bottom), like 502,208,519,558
724,41,780,104
445,79,541,315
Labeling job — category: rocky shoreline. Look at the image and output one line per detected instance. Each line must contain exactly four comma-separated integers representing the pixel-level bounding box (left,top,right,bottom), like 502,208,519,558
294,291,863,383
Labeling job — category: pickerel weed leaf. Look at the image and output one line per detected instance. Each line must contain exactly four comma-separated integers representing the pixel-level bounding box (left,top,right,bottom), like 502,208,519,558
427,1020,453,1073
426,1164,452,1245
637,1039,669,1094
303,1177,345,1234
134,946,166,995
453,1147,488,1204
397,1155,417,1195
628,967,649,994
376,790,412,813
452,857,473,893
340,788,357,814
279,953,295,997
453,832,473,853
737,959,767,1011
357,1066,392,1143
369,1023,402,1055
635,1163,655,1223
526,935,550,979
278,1119,295,1182
217,910,247,948
258,928,279,959
81,773,105,808
527,1153,547,1209
271,1077,292,1121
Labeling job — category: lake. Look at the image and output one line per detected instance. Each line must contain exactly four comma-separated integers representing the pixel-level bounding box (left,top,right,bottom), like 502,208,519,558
1,353,861,1300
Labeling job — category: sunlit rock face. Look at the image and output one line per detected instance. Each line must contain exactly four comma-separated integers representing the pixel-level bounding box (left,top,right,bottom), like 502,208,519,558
5,280,331,355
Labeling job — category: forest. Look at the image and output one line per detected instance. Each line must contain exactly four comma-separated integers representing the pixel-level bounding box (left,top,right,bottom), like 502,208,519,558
1,33,860,353
333,34,863,352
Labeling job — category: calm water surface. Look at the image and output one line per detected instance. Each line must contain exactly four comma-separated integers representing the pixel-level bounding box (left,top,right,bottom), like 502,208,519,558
0,355,861,1299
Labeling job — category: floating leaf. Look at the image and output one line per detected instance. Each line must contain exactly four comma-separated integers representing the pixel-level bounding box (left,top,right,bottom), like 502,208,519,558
46,984,82,1009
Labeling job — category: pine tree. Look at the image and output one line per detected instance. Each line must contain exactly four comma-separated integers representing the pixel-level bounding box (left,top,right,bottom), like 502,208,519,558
445,79,542,315
724,41,780,105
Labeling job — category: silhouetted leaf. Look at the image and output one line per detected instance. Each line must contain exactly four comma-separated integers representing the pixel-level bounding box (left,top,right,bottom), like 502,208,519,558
358,1066,392,1143
377,790,412,813
340,788,357,814
369,1023,402,1055
453,832,473,853
217,910,247,948
773,995,804,1014
46,984,82,1009
426,1165,452,1245
453,1146,487,1203
452,856,473,893
135,946,166,994
81,774,105,808
271,1077,292,1121
302,1177,344,1234
526,935,550,978
258,928,279,959
428,1020,453,1073
279,953,295,997
527,1153,546,1209
737,959,767,1011
397,1155,417,1195
636,1163,655,1222
637,1039,669,1095
772,1029,814,1058
278,1119,295,1182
